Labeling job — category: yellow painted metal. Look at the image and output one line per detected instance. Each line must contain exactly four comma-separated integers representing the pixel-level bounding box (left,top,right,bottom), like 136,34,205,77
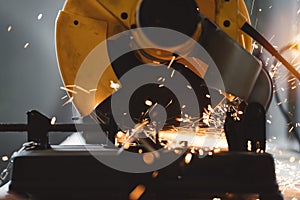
95,0,140,29
62,0,129,36
196,0,217,22
196,0,252,52
56,0,252,116
56,5,120,115
215,0,252,52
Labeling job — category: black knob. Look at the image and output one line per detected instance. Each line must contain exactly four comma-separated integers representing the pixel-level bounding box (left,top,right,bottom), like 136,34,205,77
138,0,200,46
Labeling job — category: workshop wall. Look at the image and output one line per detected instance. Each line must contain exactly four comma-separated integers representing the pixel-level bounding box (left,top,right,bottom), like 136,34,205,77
0,0,73,172
245,0,300,151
